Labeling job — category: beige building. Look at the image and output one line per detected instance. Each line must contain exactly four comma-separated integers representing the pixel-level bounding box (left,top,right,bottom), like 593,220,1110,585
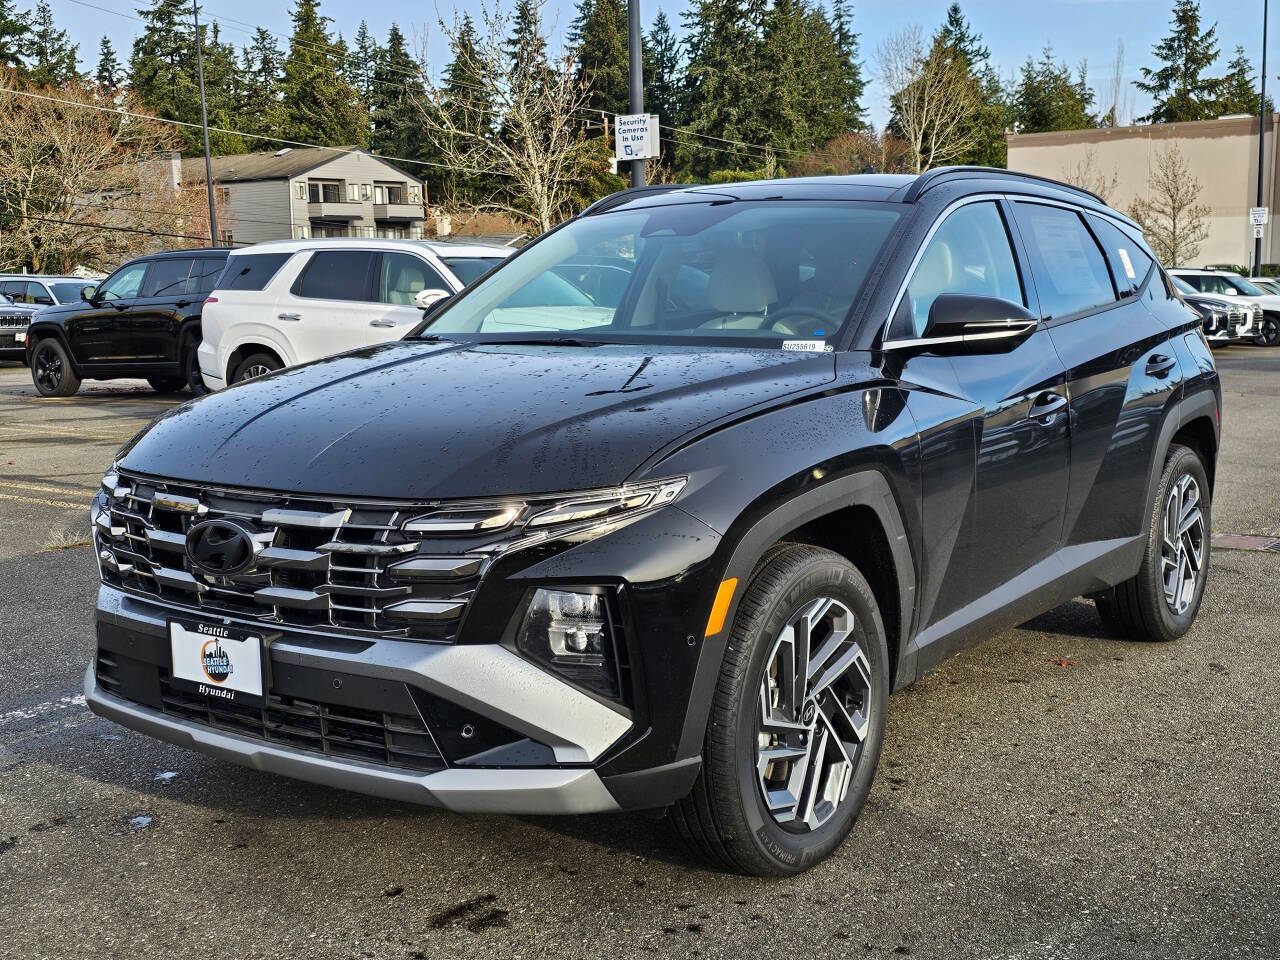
177,147,426,246
1006,115,1278,268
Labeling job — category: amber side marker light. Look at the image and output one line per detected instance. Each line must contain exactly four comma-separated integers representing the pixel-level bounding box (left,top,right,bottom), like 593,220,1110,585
705,578,738,637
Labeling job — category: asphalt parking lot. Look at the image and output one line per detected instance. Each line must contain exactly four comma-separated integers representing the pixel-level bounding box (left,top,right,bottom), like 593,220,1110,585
1,350,1278,960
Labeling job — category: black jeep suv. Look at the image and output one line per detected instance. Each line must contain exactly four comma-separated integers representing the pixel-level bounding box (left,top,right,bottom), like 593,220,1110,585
85,170,1219,875
25,247,228,396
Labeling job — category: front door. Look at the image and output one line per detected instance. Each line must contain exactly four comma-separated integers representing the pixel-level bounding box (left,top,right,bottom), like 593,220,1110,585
368,251,454,342
891,199,1070,655
1011,202,1184,552
65,260,148,365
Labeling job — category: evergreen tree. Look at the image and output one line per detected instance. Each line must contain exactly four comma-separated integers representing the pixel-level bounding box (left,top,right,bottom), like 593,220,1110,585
94,35,121,91
369,23,425,159
438,13,493,204
0,0,31,72
239,27,286,140
1217,45,1267,115
1011,48,1096,133
25,0,77,87
280,0,369,146
350,21,380,103
678,0,771,177
644,11,681,124
930,4,1006,166
1136,0,1224,122
572,0,629,116
829,0,865,130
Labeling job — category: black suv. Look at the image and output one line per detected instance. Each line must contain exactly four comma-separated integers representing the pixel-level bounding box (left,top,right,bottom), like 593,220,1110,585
85,170,1219,876
25,247,229,396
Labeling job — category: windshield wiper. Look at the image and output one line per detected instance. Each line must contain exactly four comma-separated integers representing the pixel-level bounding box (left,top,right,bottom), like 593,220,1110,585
487,336,606,347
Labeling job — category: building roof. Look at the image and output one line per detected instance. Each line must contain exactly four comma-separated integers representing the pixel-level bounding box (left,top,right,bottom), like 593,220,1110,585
1007,112,1280,148
180,147,420,186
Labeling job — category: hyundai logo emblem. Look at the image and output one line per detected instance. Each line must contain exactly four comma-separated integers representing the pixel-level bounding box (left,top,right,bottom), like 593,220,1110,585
186,519,257,576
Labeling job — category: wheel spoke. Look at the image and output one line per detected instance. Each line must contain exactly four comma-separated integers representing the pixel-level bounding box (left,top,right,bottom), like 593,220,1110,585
810,641,870,699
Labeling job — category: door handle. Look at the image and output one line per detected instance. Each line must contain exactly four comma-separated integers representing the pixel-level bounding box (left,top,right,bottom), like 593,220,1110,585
369,319,397,328
1029,391,1068,422
277,312,302,322
1145,354,1177,378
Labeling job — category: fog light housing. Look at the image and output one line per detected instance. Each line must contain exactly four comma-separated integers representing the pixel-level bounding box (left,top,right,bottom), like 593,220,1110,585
516,588,621,700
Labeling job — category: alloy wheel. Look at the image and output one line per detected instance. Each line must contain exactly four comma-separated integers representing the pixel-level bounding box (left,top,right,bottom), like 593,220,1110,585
241,363,273,380
1258,315,1280,346
1161,474,1206,616
34,346,62,392
755,597,872,832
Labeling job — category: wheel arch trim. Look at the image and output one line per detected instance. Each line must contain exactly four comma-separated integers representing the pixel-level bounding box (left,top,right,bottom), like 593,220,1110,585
675,470,917,761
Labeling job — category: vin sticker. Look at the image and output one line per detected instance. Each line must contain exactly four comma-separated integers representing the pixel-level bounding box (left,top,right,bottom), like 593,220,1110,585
781,340,832,353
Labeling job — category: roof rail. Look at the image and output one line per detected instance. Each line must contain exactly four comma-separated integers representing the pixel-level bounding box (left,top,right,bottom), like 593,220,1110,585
903,166,1106,206
580,183,694,217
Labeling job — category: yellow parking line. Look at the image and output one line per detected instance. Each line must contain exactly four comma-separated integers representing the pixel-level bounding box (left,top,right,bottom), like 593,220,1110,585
0,491,86,510
0,480,96,498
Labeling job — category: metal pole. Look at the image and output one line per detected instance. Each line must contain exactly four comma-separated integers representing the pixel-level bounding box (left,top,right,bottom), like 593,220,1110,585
627,0,646,188
1256,0,1268,275
193,0,218,246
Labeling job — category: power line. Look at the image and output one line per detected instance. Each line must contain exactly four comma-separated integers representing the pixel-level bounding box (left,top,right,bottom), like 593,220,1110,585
0,205,216,241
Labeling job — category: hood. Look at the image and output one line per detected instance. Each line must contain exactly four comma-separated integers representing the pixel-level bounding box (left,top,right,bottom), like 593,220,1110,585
0,301,36,318
119,340,836,499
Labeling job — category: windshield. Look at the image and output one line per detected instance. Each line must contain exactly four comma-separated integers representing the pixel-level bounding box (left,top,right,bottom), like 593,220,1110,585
1227,276,1265,296
49,282,84,302
442,256,507,286
0,292,11,305
414,200,903,347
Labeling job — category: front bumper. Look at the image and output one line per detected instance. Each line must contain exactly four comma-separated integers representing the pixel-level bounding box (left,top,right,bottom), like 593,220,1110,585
88,584,632,813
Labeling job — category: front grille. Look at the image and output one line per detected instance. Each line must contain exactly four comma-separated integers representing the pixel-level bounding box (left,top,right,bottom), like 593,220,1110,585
97,651,446,772
0,312,29,328
95,474,486,642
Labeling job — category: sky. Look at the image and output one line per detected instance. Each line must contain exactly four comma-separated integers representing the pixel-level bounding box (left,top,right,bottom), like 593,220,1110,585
51,0,1277,135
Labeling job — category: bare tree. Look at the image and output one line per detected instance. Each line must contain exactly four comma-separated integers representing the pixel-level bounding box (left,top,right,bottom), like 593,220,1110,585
0,74,220,273
787,130,912,177
1061,146,1120,203
416,0,593,233
1128,143,1210,266
876,25,981,173
1099,39,1134,127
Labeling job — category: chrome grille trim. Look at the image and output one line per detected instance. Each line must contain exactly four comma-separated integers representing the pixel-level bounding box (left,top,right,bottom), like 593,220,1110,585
94,473,485,642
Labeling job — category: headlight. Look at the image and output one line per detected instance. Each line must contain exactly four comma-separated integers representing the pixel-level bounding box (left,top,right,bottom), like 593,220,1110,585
515,588,622,700
402,477,687,537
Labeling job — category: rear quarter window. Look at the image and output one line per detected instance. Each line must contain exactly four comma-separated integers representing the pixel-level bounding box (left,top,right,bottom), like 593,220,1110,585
215,253,294,292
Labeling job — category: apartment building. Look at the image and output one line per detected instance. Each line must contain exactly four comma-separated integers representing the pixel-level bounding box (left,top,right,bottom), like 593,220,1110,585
180,147,426,246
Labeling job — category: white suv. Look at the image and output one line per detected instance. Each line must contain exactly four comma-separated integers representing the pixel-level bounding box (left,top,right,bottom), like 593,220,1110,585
1168,268,1279,346
198,238,511,390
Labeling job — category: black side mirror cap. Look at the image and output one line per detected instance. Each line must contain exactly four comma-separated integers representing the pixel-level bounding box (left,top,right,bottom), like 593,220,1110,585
884,294,1038,355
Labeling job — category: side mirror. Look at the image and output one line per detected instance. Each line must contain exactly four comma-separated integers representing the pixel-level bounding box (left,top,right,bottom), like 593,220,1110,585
413,288,451,311
886,294,1037,355
80,285,96,302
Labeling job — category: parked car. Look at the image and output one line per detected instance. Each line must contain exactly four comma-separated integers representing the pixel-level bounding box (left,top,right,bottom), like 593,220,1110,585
0,273,103,307
197,238,511,389
1169,268,1280,346
86,169,1219,876
0,291,38,360
24,248,229,397
1247,277,1280,296
1170,274,1257,343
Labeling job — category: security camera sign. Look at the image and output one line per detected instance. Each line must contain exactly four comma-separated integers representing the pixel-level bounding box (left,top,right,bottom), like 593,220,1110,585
615,113,660,161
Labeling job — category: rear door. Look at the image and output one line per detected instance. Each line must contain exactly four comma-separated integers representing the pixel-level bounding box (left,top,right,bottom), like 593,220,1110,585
1012,201,1184,551
129,257,196,363
65,260,148,364
277,249,379,363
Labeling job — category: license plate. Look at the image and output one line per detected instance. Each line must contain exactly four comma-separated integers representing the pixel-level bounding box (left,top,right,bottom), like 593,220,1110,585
169,619,265,706
14,331,24,343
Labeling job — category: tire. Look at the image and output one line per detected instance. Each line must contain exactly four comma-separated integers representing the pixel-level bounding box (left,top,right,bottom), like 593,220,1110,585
231,352,282,384
1254,313,1280,347
146,375,187,394
1094,444,1211,643
669,544,890,876
30,338,80,397
184,344,208,396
